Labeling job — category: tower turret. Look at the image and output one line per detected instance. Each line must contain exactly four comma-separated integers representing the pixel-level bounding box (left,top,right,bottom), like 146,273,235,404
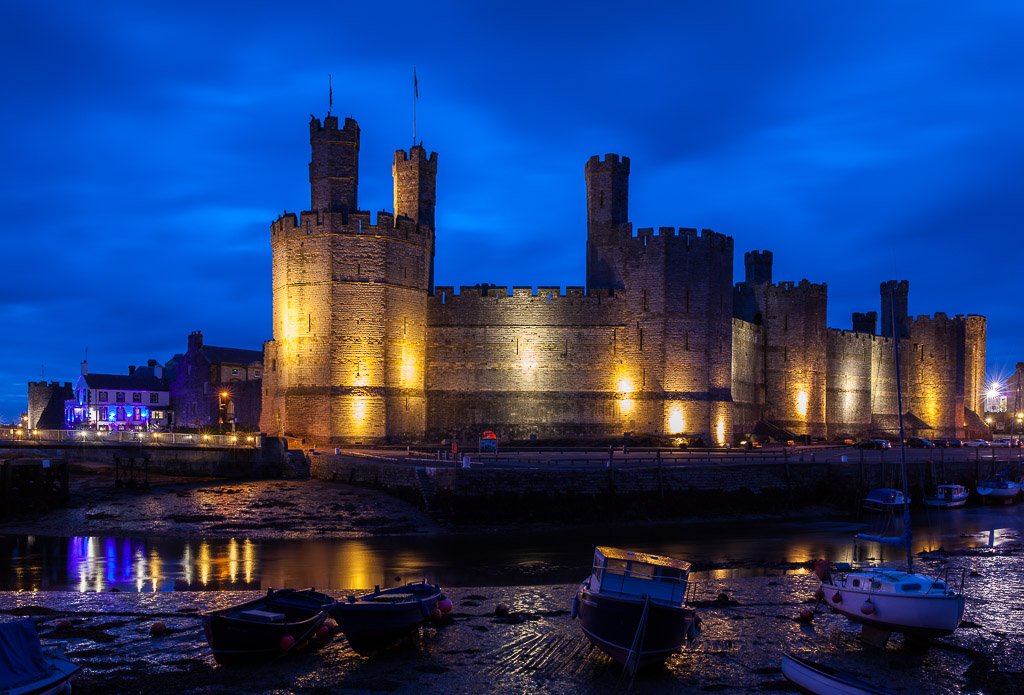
309,115,360,213
585,154,630,290
880,280,909,339
744,250,773,284
393,145,437,228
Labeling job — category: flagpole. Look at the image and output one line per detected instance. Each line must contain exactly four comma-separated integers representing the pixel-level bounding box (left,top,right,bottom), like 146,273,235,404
328,74,332,117
413,66,417,147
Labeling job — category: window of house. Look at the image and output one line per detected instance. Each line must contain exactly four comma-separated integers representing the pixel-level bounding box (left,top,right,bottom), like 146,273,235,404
99,407,108,420
232,368,239,375
133,393,142,403
133,407,141,419
116,406,126,420
255,370,261,377
153,410,162,418
116,392,125,402
98,391,108,402
150,393,159,403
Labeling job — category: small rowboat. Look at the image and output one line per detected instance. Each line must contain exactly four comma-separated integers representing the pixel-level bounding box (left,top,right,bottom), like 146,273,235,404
202,588,335,664
782,653,895,695
328,580,446,655
0,618,79,695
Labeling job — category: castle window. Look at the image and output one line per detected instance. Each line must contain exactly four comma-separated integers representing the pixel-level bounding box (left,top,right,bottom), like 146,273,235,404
232,369,239,375
784,347,788,362
643,290,648,312
600,191,604,207
272,360,277,372
99,391,108,402
639,328,644,351
116,392,125,403
784,315,789,332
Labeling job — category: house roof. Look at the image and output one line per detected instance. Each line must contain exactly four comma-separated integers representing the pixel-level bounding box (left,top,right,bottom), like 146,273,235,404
82,373,169,391
200,345,263,366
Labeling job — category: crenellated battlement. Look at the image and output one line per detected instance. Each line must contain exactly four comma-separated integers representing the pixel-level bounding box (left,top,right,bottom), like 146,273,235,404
309,115,360,143
585,153,630,172
625,226,733,251
394,146,437,169
736,278,826,296
270,208,430,242
430,284,624,306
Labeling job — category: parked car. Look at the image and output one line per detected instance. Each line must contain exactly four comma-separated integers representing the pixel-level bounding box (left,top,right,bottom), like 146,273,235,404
933,438,963,447
964,439,990,447
993,438,1019,447
856,439,891,450
905,437,935,448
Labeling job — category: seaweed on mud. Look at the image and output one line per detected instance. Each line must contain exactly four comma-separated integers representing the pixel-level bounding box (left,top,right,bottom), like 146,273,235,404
164,514,226,523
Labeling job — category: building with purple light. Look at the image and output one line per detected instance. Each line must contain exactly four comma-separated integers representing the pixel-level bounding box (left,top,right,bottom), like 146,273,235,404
65,361,171,431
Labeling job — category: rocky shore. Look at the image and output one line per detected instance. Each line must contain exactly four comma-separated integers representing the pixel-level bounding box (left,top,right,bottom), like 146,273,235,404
0,462,1022,693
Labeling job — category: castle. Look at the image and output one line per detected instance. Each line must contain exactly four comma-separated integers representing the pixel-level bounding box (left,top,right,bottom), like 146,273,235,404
260,113,987,445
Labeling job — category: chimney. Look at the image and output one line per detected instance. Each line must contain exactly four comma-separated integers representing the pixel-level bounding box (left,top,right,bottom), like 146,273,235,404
147,359,158,367
128,365,136,376
81,360,88,376
155,364,164,379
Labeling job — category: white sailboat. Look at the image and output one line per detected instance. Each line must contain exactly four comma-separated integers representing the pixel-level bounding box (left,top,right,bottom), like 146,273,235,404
817,288,966,645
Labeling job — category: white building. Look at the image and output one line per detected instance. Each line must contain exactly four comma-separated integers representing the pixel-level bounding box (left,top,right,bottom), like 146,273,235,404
65,361,172,430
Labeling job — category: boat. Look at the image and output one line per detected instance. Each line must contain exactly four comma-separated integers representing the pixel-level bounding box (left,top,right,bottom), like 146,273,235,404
781,653,895,695
202,587,334,664
817,287,966,646
0,618,79,695
976,474,1021,504
572,547,698,675
862,488,909,512
923,484,969,509
327,580,447,655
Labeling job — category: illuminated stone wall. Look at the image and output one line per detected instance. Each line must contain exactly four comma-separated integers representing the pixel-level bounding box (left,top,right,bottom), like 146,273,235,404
735,278,828,437
261,116,434,444
262,113,988,446
731,318,764,435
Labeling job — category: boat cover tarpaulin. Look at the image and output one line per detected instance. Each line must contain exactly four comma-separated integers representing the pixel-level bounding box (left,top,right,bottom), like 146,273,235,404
0,618,50,690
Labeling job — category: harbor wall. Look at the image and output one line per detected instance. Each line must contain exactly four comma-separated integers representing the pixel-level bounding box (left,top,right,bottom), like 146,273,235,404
309,454,1012,524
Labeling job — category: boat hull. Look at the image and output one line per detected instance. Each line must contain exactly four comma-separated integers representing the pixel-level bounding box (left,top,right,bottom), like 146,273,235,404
7,654,79,695
819,578,964,638
328,582,442,655
576,583,695,672
202,589,333,664
782,653,894,695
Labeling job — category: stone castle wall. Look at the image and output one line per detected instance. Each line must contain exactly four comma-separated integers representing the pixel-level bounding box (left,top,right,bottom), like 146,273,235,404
27,381,73,429
262,113,987,445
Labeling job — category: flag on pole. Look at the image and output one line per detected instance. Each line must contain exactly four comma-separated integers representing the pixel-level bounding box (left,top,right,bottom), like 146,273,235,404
414,67,418,99
329,74,333,112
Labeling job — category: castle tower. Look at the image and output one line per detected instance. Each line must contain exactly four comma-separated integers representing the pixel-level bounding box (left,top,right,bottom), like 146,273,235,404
262,114,435,445
585,154,630,290
880,280,909,339
394,145,437,287
744,250,773,284
309,115,360,214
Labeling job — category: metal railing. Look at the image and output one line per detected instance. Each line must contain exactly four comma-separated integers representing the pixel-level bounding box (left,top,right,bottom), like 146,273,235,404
0,428,261,448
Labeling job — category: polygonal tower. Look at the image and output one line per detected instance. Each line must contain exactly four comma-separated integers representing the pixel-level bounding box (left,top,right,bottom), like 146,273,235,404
261,115,435,444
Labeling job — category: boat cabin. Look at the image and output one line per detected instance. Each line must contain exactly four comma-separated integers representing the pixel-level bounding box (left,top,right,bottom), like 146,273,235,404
934,484,967,500
844,569,950,596
589,547,691,604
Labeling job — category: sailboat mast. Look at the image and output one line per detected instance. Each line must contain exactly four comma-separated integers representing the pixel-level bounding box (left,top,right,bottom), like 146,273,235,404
889,287,913,573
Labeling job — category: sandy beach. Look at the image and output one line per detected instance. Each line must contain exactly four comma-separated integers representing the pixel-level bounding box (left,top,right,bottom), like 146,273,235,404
1,462,1022,693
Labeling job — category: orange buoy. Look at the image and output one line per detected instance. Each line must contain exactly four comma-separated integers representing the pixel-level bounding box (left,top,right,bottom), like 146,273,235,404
814,588,825,601
279,635,296,651
798,608,813,621
315,625,329,639
860,600,875,615
438,597,453,613
831,591,842,604
150,621,167,636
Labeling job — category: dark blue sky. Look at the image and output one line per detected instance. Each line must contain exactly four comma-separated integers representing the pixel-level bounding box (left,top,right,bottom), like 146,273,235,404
3,1,1023,422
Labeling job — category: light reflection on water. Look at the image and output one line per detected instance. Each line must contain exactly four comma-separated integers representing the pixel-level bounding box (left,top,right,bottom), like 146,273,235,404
1,505,1021,592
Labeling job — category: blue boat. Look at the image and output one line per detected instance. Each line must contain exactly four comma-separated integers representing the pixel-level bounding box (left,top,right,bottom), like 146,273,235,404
328,580,445,655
